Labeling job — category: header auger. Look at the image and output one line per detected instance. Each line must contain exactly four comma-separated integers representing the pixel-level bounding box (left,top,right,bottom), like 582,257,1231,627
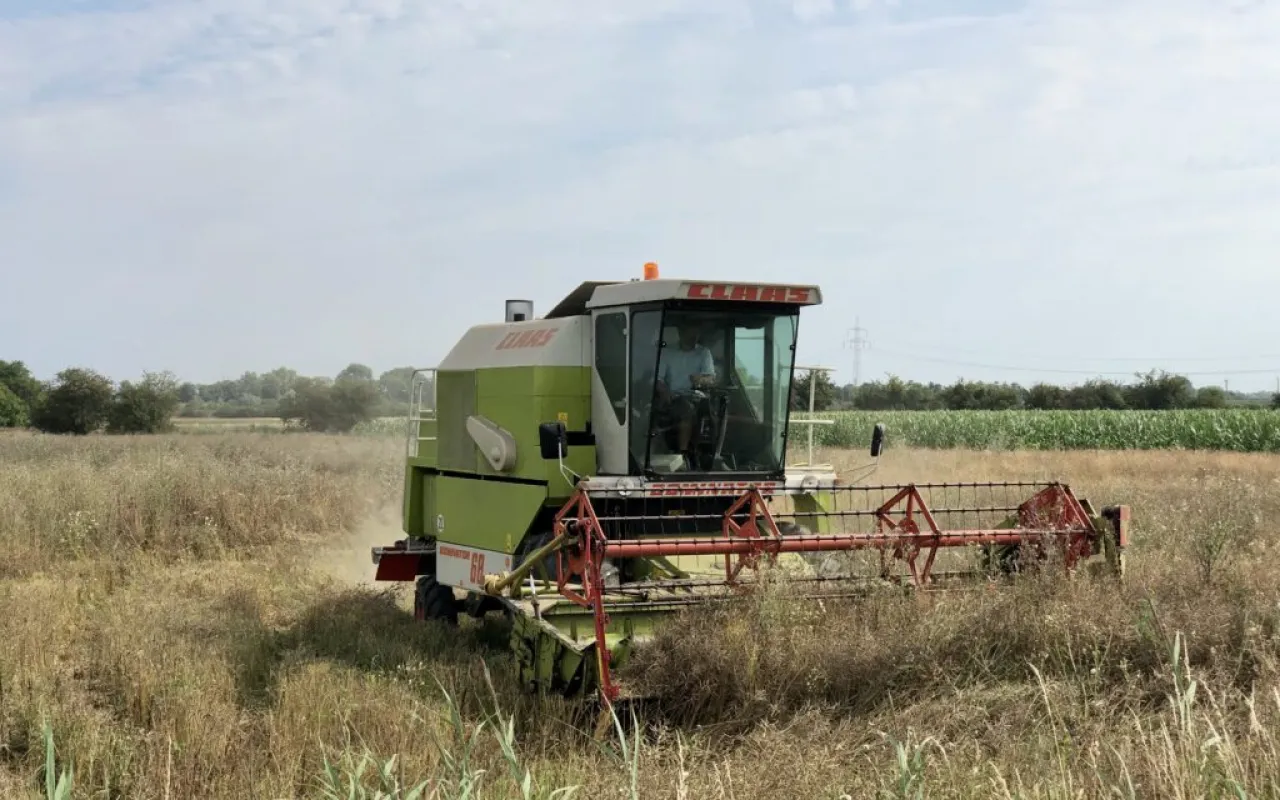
371,263,1130,708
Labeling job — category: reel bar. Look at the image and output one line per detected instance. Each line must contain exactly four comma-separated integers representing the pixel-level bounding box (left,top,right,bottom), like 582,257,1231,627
600,529,1083,558
600,570,1020,595
592,505,1028,525
587,482,1089,540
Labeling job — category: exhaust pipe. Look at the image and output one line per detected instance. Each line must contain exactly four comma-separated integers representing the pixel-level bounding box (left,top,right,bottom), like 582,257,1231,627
505,300,534,322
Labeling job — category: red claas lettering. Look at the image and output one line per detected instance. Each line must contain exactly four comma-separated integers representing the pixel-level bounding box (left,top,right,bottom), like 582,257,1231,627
496,328,558,350
684,284,812,304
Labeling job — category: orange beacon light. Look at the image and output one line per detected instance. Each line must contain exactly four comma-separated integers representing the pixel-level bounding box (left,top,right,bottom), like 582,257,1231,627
643,262,659,280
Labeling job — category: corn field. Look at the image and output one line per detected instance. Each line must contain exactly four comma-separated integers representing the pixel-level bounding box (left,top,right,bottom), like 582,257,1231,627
795,409,1280,452
356,410,1280,452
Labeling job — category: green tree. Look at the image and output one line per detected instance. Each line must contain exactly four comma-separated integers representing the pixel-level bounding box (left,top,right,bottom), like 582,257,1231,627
0,383,27,428
1065,379,1128,410
1193,385,1228,409
337,363,374,383
107,372,181,434
198,379,240,403
790,370,837,411
31,368,115,435
259,367,298,400
328,377,381,431
1026,383,1066,410
378,366,418,405
278,375,379,433
0,360,42,409
278,378,329,431
1125,370,1195,410
853,375,945,410
941,380,1025,410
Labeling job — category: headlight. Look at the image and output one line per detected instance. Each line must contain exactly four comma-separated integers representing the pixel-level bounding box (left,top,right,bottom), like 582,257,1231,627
616,477,640,497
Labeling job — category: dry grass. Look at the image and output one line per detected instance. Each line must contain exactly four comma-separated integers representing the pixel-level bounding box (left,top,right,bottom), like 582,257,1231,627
4,433,1280,797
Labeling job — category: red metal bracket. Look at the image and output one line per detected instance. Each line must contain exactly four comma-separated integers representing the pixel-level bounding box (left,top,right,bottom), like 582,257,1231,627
1016,484,1094,570
722,486,783,584
551,486,620,705
874,485,943,586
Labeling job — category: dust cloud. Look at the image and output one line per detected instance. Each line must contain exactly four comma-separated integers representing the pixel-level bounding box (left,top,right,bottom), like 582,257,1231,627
313,502,405,588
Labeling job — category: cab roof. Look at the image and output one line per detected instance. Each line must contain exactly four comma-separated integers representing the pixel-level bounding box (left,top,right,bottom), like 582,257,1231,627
543,281,623,319
543,278,823,319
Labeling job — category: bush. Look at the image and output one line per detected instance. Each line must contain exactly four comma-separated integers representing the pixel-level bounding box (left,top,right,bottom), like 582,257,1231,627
31,368,115,435
0,383,27,428
0,360,42,409
107,372,181,434
790,370,837,411
328,378,381,431
278,376,379,433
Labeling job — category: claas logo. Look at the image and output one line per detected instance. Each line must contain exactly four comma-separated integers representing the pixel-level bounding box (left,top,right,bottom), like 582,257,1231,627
685,283,813,303
648,481,781,496
496,328,558,350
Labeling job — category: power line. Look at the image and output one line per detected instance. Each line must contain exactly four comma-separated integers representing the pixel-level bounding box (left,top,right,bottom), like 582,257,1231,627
844,320,869,387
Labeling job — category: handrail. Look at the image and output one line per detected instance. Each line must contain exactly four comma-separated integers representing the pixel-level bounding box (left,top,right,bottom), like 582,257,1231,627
405,368,438,458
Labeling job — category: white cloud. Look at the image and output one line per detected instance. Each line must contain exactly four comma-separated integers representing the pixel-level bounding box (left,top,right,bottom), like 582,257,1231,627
791,0,837,23
4,0,1280,388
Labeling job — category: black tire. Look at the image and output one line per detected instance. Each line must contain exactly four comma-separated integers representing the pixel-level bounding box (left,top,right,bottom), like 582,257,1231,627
463,590,506,619
414,575,458,625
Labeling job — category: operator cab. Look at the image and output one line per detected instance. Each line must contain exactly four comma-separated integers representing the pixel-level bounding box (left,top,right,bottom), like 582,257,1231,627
557,266,821,480
626,304,797,476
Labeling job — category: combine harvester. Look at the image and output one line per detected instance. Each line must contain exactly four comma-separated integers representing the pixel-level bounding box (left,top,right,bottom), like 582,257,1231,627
372,263,1130,706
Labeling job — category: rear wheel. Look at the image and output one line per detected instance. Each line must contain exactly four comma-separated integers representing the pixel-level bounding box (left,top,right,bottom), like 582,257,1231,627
414,575,458,625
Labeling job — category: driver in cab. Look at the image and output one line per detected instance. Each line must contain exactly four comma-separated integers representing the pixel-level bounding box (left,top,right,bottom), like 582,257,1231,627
655,324,716,463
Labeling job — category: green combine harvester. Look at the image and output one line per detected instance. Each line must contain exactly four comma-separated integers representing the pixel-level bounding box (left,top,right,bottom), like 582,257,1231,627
372,263,1130,705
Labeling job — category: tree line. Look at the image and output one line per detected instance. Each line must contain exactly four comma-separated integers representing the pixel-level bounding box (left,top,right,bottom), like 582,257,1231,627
6,358,1279,438
792,369,1280,412
173,364,418,418
0,360,413,434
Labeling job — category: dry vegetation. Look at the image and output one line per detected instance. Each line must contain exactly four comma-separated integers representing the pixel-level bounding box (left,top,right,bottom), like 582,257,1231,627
3,431,1280,798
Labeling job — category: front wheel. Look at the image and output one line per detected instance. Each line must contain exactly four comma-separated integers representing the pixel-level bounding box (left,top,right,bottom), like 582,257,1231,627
414,575,458,625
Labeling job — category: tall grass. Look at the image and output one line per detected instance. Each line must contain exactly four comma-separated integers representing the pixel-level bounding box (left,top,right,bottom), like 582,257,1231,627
0,432,400,577
4,432,1280,796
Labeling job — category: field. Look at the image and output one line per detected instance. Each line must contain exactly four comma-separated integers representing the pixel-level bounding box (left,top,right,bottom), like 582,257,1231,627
170,416,404,436
169,416,289,433
4,432,1280,797
167,410,1280,453
800,409,1280,452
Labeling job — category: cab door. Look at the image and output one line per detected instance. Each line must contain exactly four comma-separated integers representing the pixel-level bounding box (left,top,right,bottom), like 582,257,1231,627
590,309,629,475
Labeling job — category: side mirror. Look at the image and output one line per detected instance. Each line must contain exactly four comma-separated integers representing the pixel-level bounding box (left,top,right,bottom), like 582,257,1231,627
539,421,568,460
870,423,886,458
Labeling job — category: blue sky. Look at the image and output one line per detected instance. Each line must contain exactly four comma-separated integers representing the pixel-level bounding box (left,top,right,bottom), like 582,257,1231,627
4,0,1280,390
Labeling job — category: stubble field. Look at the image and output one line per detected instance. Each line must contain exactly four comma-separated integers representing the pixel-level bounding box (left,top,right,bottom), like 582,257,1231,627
3,431,1280,798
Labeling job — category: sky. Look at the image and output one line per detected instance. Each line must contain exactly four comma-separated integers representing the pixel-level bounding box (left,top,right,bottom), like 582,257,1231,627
4,0,1280,391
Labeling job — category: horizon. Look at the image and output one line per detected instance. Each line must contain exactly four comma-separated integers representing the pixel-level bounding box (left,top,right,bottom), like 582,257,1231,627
14,358,1278,402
